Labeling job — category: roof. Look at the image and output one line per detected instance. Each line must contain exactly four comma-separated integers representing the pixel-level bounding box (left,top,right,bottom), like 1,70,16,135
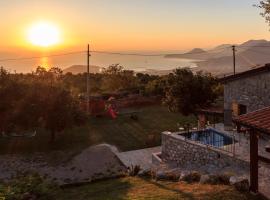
197,107,224,116
219,63,270,83
233,106,270,135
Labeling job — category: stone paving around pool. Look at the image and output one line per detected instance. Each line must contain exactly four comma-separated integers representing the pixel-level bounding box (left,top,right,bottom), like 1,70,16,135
115,146,161,171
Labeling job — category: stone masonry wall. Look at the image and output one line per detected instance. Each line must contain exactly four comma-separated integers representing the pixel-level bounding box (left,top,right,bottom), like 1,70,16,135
224,72,270,128
161,132,249,169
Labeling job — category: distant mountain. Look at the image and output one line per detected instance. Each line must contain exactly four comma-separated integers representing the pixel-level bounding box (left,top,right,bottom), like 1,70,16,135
188,48,206,54
239,39,268,47
193,47,269,75
63,65,101,74
213,44,232,50
166,39,270,75
165,48,206,59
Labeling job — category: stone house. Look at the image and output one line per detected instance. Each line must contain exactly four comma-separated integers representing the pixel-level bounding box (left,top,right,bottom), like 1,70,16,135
221,64,270,130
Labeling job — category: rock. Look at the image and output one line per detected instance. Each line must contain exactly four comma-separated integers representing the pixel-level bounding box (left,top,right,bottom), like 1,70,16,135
230,176,249,192
200,175,210,184
155,170,167,180
179,171,190,181
138,169,151,177
233,179,249,192
164,171,180,181
229,176,238,185
153,168,181,181
204,174,231,185
179,171,201,183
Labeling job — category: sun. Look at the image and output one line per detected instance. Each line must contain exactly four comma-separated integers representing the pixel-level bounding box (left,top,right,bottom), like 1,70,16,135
27,22,61,47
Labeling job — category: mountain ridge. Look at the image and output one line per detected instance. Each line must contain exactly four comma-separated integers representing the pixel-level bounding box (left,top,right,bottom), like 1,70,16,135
166,39,270,75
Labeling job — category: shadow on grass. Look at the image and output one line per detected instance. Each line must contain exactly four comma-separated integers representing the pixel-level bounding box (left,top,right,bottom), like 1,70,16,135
144,178,266,200
0,105,196,155
142,178,196,200
56,178,133,200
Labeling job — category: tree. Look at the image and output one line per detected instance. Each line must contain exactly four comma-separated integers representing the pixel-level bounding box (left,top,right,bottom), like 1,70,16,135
257,1,270,26
0,67,87,142
144,77,167,96
32,67,87,142
101,64,138,92
0,67,26,132
42,87,87,142
163,68,221,115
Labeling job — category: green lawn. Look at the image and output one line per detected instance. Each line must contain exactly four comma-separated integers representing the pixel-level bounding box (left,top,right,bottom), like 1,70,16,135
0,105,196,154
53,177,261,200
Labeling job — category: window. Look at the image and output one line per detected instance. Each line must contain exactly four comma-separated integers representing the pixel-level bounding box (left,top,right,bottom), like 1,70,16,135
232,102,247,116
238,104,247,115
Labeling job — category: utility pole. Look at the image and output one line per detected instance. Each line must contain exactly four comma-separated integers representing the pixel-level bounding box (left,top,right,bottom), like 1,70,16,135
232,45,236,75
86,44,91,114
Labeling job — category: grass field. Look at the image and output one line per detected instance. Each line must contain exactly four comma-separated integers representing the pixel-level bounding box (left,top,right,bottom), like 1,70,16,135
53,177,261,200
0,105,196,154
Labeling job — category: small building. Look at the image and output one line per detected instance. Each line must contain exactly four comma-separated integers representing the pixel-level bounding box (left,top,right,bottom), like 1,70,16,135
220,64,270,130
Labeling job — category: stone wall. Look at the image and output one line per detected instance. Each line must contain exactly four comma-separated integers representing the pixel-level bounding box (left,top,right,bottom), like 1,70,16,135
224,72,270,128
161,132,249,169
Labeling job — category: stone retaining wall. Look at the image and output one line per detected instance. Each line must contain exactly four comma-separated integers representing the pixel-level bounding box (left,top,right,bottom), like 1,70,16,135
161,131,249,169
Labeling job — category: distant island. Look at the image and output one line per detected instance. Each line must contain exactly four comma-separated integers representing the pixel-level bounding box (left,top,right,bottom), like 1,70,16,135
165,48,206,59
63,65,101,74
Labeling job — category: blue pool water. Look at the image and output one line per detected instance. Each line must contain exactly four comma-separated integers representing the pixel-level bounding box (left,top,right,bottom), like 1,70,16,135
181,128,233,147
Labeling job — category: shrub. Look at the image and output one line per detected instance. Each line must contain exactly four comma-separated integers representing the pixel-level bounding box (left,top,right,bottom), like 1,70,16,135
182,171,201,183
206,174,231,185
127,165,141,176
0,173,58,200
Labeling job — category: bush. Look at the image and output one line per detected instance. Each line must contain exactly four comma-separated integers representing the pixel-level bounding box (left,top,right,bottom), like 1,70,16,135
205,174,231,185
0,173,58,200
182,171,201,183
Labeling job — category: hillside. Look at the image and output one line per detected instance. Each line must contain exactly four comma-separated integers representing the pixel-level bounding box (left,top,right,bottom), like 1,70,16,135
166,39,270,75
63,65,101,74
193,48,270,75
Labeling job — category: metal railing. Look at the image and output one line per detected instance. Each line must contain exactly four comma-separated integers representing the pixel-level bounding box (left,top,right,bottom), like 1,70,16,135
179,129,236,155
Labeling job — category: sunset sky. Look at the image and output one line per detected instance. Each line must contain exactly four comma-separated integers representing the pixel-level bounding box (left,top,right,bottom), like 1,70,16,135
0,0,269,52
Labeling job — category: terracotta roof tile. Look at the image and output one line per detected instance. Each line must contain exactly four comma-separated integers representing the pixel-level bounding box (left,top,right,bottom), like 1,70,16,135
233,106,270,134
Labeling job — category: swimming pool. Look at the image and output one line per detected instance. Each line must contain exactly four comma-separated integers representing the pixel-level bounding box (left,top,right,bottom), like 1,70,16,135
180,128,234,147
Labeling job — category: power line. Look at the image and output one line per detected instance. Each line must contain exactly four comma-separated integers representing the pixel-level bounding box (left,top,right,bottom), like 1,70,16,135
0,46,270,62
90,50,165,57
86,44,91,114
2,45,270,62
236,45,270,48
232,45,236,75
0,50,85,62
90,47,231,56
0,47,233,62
